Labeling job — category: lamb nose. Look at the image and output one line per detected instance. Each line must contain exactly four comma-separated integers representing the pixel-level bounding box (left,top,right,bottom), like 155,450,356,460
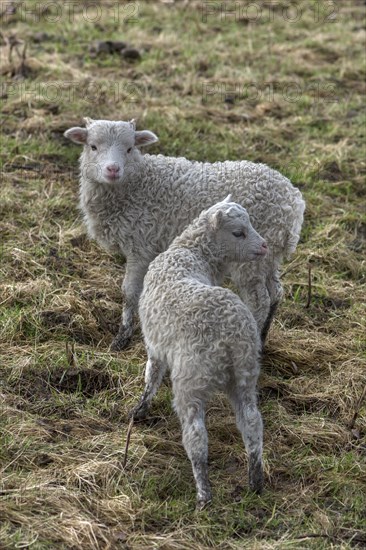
107,165,120,174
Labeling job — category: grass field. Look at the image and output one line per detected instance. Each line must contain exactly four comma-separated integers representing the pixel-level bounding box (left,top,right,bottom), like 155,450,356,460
1,1,365,548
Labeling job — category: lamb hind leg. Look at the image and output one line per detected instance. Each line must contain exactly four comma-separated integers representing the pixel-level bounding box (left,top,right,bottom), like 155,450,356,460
261,266,283,345
228,376,263,495
174,390,211,509
111,261,148,351
260,300,279,344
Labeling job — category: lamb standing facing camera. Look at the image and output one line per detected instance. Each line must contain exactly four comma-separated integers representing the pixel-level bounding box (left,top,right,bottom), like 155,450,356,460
131,197,266,509
64,118,305,351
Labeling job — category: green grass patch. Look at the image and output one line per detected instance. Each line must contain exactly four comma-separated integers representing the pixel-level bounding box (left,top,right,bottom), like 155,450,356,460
0,1,365,549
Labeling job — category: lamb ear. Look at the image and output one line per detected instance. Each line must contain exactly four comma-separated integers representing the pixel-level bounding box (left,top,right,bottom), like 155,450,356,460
135,130,159,147
64,127,88,145
212,209,224,230
222,194,232,203
83,117,94,127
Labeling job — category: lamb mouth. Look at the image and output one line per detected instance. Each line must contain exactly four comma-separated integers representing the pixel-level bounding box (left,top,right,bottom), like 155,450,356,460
105,174,121,182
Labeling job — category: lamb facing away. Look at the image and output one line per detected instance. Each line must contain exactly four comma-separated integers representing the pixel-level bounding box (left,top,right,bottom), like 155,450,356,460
130,197,266,508
64,118,305,350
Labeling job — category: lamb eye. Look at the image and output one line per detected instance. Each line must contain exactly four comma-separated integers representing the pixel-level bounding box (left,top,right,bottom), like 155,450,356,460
127,147,132,153
90,145,97,151
232,230,246,238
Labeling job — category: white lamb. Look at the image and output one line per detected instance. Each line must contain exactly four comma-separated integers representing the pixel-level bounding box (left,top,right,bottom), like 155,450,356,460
64,118,305,350
131,196,266,508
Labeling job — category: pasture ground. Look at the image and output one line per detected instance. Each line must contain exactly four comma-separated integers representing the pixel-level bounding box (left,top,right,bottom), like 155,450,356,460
0,1,365,548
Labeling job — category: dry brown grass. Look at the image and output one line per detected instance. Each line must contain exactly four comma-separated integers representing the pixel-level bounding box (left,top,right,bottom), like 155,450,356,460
1,1,365,548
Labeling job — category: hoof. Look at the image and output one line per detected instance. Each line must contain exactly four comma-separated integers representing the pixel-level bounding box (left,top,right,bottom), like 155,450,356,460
196,497,211,511
195,488,212,511
249,465,264,495
249,453,264,495
129,402,148,421
110,334,132,352
253,485,263,496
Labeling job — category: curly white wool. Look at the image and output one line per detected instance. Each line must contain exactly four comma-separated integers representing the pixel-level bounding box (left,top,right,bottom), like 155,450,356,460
64,118,305,350
132,198,266,508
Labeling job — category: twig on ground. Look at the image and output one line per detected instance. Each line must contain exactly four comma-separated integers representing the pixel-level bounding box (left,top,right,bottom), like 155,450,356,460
349,384,366,430
305,262,312,308
65,341,78,368
122,417,134,468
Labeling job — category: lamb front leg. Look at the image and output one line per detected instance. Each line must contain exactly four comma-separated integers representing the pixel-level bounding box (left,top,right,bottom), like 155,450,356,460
129,351,167,420
232,267,281,350
110,260,148,351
